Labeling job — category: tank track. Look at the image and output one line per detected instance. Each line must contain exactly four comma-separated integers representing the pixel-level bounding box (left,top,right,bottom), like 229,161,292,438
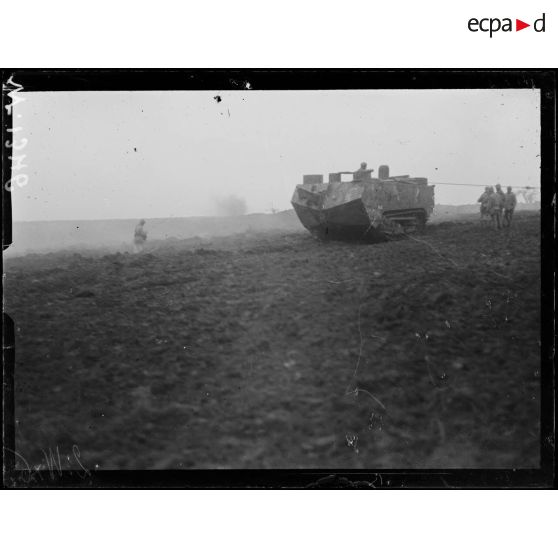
381,208,427,234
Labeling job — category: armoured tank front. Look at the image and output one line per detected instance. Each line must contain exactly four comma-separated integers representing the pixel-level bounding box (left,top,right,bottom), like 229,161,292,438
291,164,435,241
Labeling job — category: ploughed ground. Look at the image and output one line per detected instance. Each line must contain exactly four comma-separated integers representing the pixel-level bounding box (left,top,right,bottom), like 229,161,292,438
5,212,540,470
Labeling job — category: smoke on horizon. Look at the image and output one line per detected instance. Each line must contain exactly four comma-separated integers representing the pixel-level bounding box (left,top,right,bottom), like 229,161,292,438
215,194,248,217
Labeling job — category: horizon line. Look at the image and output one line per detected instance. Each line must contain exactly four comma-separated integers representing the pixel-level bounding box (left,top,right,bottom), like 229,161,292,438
10,201,540,224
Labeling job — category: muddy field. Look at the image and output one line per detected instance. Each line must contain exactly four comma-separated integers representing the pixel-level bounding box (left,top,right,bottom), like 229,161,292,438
5,212,540,469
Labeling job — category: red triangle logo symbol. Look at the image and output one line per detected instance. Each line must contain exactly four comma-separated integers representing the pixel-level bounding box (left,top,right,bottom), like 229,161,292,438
516,19,530,31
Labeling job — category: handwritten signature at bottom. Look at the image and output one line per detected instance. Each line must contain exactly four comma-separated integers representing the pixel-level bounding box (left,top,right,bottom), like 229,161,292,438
7,444,91,484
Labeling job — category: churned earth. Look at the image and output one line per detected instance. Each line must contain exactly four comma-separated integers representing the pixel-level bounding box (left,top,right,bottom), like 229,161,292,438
5,212,541,470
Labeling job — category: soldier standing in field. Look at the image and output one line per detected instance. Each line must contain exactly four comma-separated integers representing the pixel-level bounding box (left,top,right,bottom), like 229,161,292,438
133,219,147,253
484,186,500,230
503,186,517,227
477,186,491,224
490,184,505,230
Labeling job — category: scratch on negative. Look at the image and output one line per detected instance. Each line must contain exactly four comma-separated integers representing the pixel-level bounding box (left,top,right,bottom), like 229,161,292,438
407,233,510,281
405,234,459,268
356,388,386,411
344,303,387,411
353,303,364,377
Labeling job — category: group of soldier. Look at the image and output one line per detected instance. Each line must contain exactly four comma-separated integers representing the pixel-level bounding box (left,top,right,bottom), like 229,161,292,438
477,184,517,229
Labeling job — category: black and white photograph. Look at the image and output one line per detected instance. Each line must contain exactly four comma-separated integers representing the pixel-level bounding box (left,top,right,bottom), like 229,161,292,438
1,70,554,486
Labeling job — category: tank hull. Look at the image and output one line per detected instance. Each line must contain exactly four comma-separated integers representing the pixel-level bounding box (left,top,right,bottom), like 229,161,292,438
292,173,434,242
292,198,386,241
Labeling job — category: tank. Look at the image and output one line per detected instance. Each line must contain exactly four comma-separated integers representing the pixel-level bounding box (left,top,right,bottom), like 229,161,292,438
291,164,435,241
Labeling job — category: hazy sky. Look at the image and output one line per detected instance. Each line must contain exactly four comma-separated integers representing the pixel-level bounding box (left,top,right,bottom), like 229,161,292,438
11,89,540,221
